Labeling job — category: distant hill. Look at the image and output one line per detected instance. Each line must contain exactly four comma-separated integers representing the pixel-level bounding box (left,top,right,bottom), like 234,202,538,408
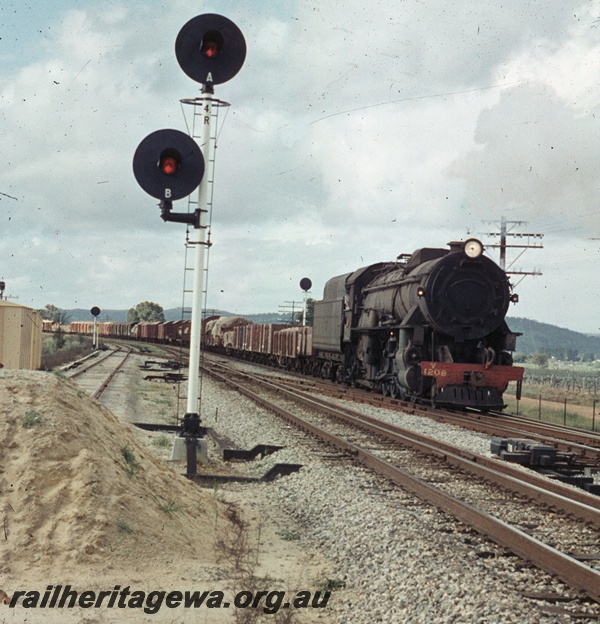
507,317,600,359
59,308,600,360
62,308,289,325
61,308,131,323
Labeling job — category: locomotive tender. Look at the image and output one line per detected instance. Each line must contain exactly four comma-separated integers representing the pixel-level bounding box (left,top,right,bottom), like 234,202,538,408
312,238,523,409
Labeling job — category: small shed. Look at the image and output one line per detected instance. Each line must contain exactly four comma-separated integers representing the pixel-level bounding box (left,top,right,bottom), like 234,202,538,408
0,301,43,369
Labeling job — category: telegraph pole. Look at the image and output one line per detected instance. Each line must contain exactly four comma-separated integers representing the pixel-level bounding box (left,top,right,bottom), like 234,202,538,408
279,301,303,325
483,216,543,283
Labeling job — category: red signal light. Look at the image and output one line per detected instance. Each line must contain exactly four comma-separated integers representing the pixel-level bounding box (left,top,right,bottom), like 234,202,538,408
200,31,224,59
158,148,181,175
202,41,219,58
160,156,178,175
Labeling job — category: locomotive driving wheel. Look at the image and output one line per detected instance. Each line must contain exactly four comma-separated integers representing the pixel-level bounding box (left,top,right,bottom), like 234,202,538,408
321,361,332,380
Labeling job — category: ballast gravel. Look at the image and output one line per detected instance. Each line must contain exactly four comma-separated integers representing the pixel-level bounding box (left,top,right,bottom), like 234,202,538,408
198,372,600,623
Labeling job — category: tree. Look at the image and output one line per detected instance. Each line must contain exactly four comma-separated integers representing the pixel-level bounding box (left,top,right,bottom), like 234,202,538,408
38,304,62,322
128,301,165,323
38,304,70,349
529,352,549,368
305,298,315,326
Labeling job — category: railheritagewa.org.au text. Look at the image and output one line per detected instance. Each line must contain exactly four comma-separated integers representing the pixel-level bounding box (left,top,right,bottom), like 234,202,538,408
9,585,332,615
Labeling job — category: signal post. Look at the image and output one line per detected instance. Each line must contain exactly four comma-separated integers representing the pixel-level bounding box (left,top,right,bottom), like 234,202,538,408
181,89,213,469
132,14,246,476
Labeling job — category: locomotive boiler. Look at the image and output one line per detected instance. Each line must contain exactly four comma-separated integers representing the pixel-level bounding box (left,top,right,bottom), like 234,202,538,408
312,239,523,409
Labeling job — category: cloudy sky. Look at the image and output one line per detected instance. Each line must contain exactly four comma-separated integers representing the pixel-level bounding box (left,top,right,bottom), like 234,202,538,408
2,1,600,333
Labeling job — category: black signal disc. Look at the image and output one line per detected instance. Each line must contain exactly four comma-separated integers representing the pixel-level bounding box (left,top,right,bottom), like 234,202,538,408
132,129,204,201
300,278,312,292
175,14,246,85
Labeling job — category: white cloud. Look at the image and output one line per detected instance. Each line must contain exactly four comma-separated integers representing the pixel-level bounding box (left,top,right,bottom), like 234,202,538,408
449,82,600,234
2,0,600,332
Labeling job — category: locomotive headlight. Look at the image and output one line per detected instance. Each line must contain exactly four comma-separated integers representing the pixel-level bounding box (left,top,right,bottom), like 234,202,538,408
463,238,483,258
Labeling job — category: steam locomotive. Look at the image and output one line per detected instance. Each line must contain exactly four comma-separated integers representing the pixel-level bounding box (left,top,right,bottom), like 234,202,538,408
312,238,523,409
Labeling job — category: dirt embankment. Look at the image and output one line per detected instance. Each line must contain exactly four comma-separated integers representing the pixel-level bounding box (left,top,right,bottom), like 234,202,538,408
0,369,333,624
0,371,227,616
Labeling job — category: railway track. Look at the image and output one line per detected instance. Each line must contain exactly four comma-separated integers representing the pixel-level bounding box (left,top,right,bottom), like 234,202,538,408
235,364,600,462
204,359,600,605
92,342,600,459
64,345,132,399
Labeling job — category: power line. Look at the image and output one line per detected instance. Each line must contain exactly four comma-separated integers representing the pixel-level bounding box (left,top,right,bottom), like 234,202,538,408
278,300,305,325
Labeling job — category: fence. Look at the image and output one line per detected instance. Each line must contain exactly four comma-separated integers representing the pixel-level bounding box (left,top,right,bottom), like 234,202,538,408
508,392,598,432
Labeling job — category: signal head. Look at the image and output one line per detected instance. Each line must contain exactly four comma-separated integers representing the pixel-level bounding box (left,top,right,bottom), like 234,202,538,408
132,129,204,201
175,14,246,86
299,277,312,292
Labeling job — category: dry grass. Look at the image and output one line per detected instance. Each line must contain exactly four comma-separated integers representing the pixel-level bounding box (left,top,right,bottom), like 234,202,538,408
41,334,94,369
216,502,302,624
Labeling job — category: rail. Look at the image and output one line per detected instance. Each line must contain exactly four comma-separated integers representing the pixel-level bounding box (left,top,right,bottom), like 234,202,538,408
205,362,600,603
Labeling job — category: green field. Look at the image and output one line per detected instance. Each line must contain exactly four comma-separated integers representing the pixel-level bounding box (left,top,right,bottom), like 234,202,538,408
505,361,600,431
